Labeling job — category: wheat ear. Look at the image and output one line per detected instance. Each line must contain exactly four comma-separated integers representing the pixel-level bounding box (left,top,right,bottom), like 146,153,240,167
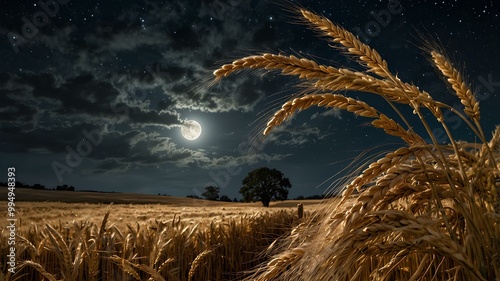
45,224,73,274
109,255,143,281
431,51,480,124
299,9,390,79
17,261,59,281
214,53,337,80
264,93,378,135
260,247,305,280
188,247,215,281
264,94,423,145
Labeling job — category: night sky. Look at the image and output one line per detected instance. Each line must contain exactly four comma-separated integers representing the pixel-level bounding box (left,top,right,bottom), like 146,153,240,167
1,0,499,199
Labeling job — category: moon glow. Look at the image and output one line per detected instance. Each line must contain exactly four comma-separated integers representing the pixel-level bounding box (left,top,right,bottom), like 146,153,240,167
181,120,202,140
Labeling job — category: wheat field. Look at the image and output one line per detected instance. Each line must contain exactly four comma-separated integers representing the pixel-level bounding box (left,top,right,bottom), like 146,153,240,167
213,7,499,281
0,200,310,280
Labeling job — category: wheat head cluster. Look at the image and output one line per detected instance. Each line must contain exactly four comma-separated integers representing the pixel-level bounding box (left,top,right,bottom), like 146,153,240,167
214,8,499,281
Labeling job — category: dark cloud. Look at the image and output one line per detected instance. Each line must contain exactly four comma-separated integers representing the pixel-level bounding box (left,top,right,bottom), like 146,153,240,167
2,0,289,116
0,0,292,188
127,107,181,128
0,86,39,128
166,76,268,113
158,99,175,111
84,25,168,53
0,123,104,154
1,71,182,127
267,121,331,147
202,153,290,170
82,159,132,174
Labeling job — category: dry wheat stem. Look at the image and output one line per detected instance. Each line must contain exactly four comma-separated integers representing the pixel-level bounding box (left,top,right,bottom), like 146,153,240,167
413,153,465,244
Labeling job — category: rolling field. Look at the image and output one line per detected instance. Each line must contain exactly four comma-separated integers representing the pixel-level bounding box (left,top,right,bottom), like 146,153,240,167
0,188,324,280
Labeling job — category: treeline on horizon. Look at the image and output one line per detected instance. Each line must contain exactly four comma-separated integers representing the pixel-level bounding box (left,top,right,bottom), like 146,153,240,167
0,181,326,200
0,181,76,191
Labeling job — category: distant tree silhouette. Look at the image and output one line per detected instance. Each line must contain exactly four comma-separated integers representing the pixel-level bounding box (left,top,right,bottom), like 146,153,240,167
240,167,291,207
187,194,201,199
15,181,28,188
202,185,220,201
32,183,45,190
56,184,75,191
219,195,232,202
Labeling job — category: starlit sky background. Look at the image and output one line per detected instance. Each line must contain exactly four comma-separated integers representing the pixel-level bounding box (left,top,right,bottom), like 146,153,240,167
1,0,499,199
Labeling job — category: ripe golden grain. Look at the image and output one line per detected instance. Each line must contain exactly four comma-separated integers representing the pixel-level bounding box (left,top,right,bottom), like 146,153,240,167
213,6,499,281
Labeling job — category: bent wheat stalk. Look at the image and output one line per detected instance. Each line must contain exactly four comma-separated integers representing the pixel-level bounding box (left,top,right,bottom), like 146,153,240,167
214,6,499,281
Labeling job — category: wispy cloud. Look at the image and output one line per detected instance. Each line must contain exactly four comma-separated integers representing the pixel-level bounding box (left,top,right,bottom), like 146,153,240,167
311,108,342,120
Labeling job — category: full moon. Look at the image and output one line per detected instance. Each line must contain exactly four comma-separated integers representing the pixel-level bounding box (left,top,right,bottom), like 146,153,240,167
181,120,202,140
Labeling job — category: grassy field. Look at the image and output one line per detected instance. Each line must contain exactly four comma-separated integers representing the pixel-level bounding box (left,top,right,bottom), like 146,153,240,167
0,188,323,280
